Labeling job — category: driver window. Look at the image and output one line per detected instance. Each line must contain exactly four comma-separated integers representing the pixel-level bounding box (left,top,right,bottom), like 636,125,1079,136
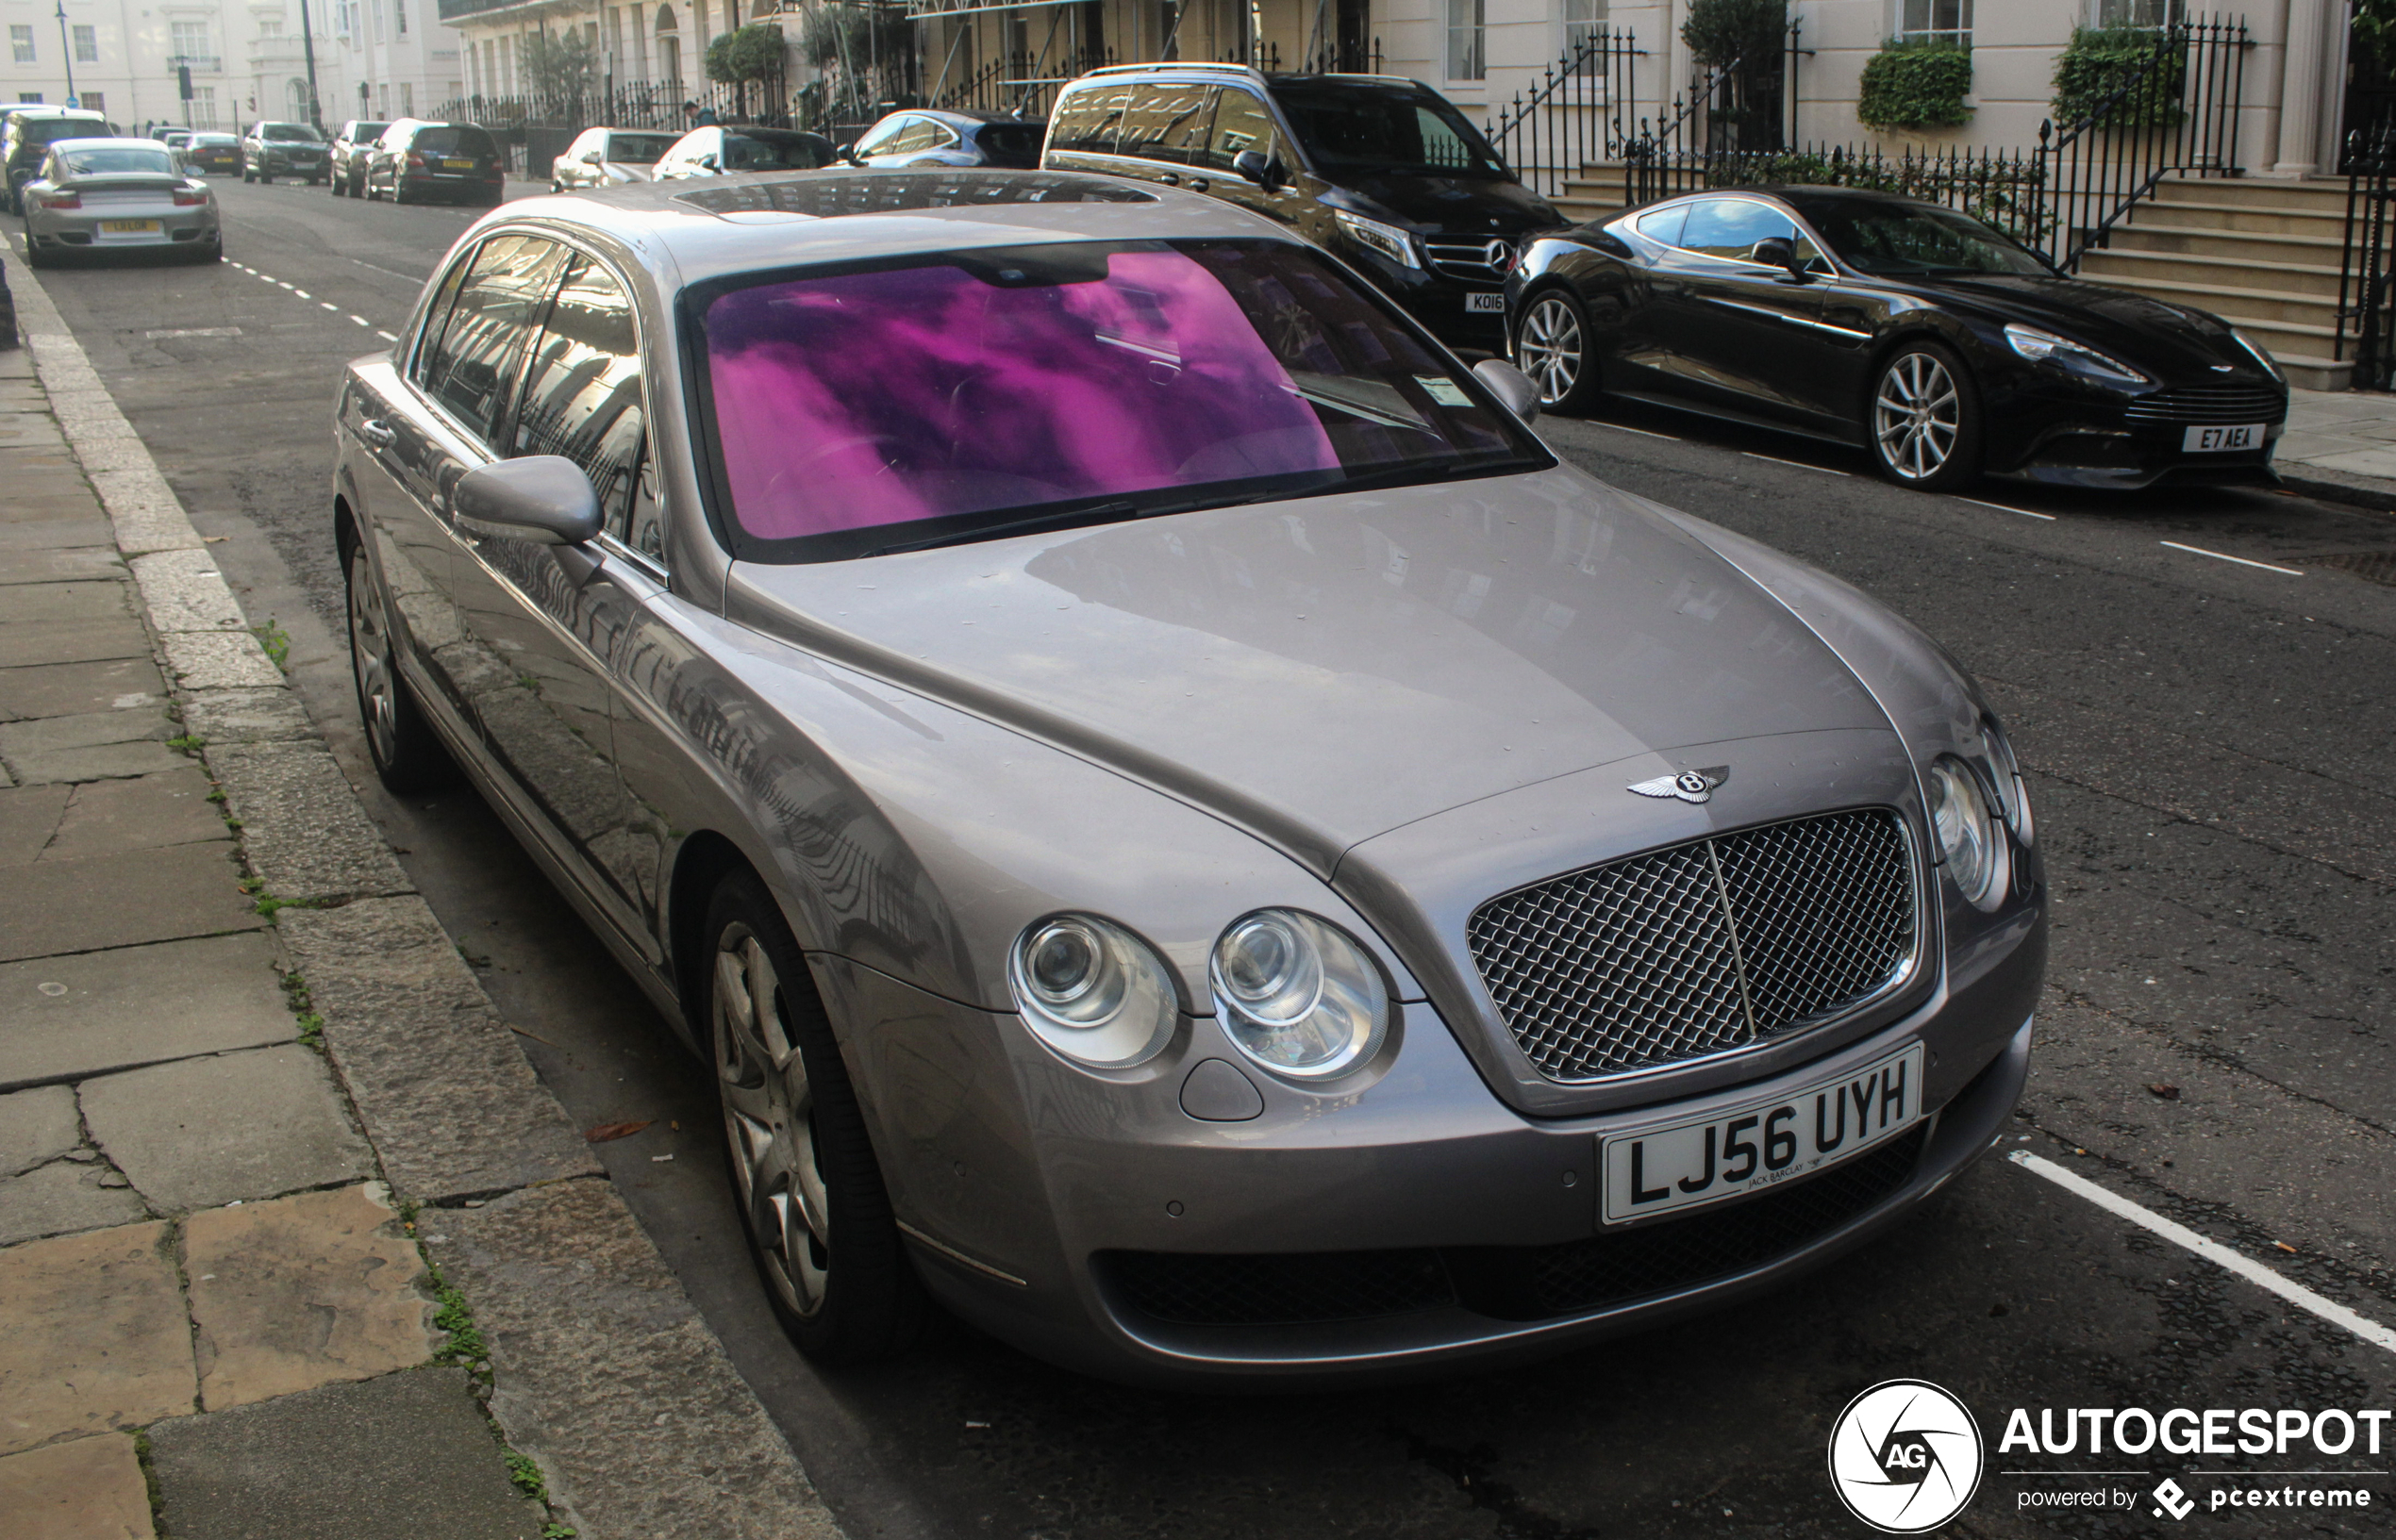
1204,90,1279,173
1679,199,1802,264
510,252,656,559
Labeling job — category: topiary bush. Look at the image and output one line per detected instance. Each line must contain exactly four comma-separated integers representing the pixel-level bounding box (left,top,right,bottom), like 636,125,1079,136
1856,39,1972,129
2050,25,2186,130
707,22,786,85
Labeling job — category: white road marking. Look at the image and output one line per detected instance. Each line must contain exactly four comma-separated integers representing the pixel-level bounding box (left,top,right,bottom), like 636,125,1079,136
350,314,370,326
1743,450,1847,476
2008,1151,2395,1358
2161,540,2304,576
320,302,339,311
275,280,291,290
292,289,311,298
375,330,398,341
1595,421,1679,441
257,273,275,283
1958,497,2057,522
143,326,242,339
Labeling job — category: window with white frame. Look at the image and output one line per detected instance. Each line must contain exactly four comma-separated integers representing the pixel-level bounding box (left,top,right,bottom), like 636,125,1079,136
12,25,36,64
395,0,408,35
193,86,216,126
81,90,103,114
171,20,209,60
1446,0,1484,80
72,25,97,62
1893,0,1971,45
2090,0,2177,25
1564,0,1606,58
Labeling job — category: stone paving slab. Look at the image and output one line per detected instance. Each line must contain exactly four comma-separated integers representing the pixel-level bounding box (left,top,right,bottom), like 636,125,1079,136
277,900,600,1203
208,741,409,902
0,580,132,622
0,1160,151,1247
81,1046,374,1214
0,933,293,1090
0,783,72,863
0,1084,78,1174
0,617,150,670
0,656,165,720
185,1184,433,1410
0,541,120,582
0,1220,195,1454
0,843,260,964
43,766,226,862
0,706,178,786
433,1179,839,1540
0,1432,157,1540
147,1369,540,1540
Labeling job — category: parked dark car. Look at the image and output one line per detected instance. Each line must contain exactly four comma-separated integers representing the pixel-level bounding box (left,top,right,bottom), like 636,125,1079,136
364,121,506,206
5,109,110,213
181,132,243,177
1507,186,2290,491
330,119,391,196
242,120,330,184
651,125,837,179
846,108,1044,169
1043,63,1561,354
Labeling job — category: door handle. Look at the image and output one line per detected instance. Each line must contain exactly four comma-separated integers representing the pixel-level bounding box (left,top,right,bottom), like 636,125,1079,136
358,419,396,448
1157,172,1180,185
1188,177,1209,191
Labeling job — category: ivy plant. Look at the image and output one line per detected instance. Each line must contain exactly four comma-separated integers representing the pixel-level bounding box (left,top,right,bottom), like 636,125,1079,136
1856,39,1972,129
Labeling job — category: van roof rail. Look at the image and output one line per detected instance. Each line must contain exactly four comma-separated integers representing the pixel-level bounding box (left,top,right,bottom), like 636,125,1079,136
1071,61,1271,87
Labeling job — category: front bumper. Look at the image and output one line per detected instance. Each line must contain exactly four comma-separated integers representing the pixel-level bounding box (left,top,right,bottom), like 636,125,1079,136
254,154,328,177
1336,239,1514,354
824,886,2044,1386
1984,368,2288,490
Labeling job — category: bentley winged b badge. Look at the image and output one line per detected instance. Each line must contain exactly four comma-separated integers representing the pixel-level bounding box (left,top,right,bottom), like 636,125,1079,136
1627,767,1729,804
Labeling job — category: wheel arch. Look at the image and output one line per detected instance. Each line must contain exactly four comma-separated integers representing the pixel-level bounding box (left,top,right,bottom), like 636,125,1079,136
667,828,769,1035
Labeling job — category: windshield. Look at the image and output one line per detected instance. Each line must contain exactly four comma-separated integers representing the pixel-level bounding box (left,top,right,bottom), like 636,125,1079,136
726,133,832,170
413,126,496,156
23,117,108,147
1799,201,2050,276
607,133,677,164
973,122,1043,168
697,240,1539,561
59,147,177,176
263,124,324,142
193,134,239,147
1273,88,1508,179
350,122,391,141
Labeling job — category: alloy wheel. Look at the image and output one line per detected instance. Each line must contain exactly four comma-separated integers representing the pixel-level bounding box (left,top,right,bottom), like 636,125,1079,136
1873,352,1961,482
347,548,400,770
713,924,832,1320
1518,294,1585,406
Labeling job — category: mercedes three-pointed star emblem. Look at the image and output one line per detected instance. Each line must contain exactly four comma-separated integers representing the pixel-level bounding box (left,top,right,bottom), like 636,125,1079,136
1627,767,1730,804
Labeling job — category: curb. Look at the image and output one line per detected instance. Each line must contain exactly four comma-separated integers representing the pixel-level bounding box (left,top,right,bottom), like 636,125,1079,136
2277,466,2396,518
4,246,845,1540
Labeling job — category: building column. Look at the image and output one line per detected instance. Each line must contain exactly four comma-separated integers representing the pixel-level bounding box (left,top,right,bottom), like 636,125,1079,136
2268,0,2327,175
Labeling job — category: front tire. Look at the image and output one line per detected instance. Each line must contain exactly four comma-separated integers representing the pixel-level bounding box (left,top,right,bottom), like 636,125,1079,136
705,870,924,1366
1515,290,1599,414
345,538,454,793
1868,341,1982,491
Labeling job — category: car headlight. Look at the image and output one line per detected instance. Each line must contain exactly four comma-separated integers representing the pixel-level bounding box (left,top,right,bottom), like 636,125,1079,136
1334,209,1421,270
1925,757,2004,907
1981,718,2034,847
2230,327,2285,383
1210,909,1389,1079
2003,323,2149,386
1007,914,1178,1068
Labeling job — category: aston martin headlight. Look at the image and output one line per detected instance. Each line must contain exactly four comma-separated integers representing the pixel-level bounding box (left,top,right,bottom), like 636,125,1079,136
1334,209,1422,270
2004,323,2150,385
2230,327,2285,383
1210,909,1389,1078
1007,915,1177,1068
1926,757,2002,907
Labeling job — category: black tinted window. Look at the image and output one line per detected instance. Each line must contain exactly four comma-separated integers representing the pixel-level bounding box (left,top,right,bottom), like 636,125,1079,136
412,125,497,157
606,133,675,163
724,132,831,169
973,122,1042,168
1047,87,1128,156
1273,87,1505,177
22,117,108,148
418,235,565,441
263,124,324,142
1117,83,1214,166
512,255,654,553
1200,90,1278,173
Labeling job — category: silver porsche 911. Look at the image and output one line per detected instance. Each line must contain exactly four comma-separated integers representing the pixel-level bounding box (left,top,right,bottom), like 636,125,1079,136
21,138,222,266
334,168,2044,1385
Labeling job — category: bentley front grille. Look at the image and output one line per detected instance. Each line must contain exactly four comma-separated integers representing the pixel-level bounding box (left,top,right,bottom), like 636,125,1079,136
1466,810,1918,1081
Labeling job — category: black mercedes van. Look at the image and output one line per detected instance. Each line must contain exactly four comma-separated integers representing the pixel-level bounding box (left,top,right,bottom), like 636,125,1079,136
1041,63,1562,353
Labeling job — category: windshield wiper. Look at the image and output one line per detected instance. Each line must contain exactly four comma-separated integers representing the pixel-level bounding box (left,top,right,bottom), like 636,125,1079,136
862,501,1141,557
1313,455,1536,495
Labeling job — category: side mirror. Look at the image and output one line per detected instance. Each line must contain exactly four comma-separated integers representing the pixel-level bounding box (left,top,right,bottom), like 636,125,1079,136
1473,358,1540,425
580,149,601,163
453,457,601,546
839,143,861,165
1231,148,1279,190
1751,235,1807,279
698,154,721,172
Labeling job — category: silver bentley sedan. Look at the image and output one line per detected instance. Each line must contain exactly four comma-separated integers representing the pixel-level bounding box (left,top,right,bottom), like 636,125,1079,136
334,168,2044,1384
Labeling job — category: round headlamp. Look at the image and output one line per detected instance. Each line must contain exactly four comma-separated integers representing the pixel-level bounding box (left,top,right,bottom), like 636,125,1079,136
1007,914,1177,1068
1926,756,2003,907
1209,909,1388,1079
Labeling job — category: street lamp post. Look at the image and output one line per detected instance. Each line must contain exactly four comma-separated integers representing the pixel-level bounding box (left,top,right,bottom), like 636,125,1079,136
296,0,324,129
55,0,75,105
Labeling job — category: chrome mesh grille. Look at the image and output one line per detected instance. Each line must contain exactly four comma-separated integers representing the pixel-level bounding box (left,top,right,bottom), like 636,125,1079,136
1466,810,1917,1081
2121,386,2286,425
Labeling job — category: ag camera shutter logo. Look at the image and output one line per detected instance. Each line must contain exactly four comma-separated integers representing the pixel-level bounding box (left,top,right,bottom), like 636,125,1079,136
1828,1379,1985,1532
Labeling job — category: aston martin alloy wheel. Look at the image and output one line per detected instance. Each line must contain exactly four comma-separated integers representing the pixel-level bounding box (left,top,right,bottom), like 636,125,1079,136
1870,342,1982,491
705,872,924,1363
343,540,452,793
1516,290,1596,413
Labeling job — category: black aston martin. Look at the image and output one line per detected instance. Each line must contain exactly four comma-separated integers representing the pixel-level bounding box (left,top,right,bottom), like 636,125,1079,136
1506,185,2289,491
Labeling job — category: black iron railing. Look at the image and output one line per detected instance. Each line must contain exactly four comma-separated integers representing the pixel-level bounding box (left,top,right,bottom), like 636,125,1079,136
1485,26,1645,200
2340,123,2396,390
1619,141,2049,241
929,47,1113,120
2031,16,2252,269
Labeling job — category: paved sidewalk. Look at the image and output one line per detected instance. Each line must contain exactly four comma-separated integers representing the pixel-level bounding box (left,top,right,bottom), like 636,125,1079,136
0,254,840,1537
2280,387,2396,511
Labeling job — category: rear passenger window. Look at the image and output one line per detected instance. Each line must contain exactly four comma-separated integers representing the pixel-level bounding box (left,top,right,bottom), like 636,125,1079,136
416,234,565,443
1047,87,1129,157
1633,207,1688,248
1117,83,1215,165
511,253,654,555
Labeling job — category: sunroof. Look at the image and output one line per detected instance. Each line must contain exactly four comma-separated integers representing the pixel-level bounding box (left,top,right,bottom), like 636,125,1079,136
673,170,1156,219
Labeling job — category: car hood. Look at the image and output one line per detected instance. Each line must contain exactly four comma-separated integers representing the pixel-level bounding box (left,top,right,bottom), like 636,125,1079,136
1887,273,2268,380
1327,171,1562,237
724,465,1894,876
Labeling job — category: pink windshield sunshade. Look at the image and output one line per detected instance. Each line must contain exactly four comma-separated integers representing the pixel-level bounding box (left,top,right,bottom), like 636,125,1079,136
704,248,1341,541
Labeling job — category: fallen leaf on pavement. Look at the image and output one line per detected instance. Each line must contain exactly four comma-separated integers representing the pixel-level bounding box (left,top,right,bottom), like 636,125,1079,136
585,1119,653,1143
2146,1084,2181,1101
